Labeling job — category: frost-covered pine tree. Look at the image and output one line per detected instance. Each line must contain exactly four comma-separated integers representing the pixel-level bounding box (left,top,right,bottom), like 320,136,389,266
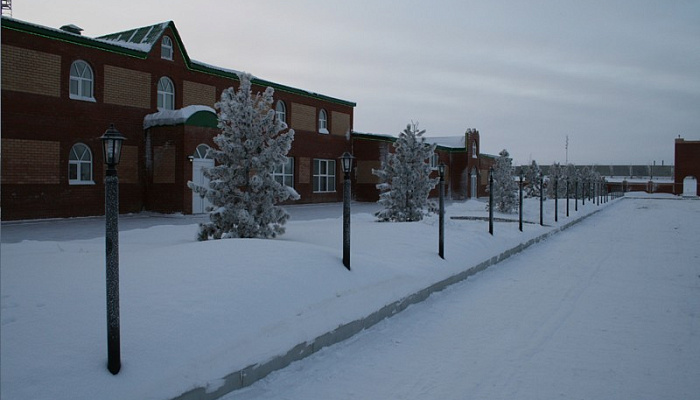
188,73,299,240
488,149,519,213
547,162,567,198
372,123,439,222
523,160,542,198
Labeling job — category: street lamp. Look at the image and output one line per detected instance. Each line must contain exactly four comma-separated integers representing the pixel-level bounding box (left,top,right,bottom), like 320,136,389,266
438,163,446,259
99,124,125,375
488,167,494,235
539,173,544,226
340,152,354,271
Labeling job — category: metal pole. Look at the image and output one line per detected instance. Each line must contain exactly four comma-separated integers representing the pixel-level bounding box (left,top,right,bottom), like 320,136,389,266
582,180,586,205
519,172,523,232
489,168,494,235
566,178,570,217
439,172,445,259
575,179,578,211
105,167,121,375
539,174,543,226
554,176,558,223
343,171,351,270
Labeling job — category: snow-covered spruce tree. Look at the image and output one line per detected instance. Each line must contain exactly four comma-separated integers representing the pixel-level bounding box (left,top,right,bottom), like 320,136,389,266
547,162,567,198
488,149,519,213
188,73,299,240
523,160,542,198
372,123,439,222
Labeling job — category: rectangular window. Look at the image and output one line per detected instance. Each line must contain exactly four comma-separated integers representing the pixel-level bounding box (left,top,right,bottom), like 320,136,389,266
273,157,294,188
429,153,439,170
313,159,336,193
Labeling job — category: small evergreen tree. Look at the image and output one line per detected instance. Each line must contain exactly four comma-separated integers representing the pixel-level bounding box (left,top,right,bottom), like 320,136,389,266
523,160,542,198
547,162,567,198
372,123,439,222
488,149,519,213
188,73,299,240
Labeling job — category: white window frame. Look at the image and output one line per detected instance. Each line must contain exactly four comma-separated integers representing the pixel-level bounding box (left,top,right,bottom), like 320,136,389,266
273,156,294,188
161,36,173,60
318,109,329,134
193,144,213,159
313,159,336,193
69,143,94,185
69,60,95,102
157,77,175,110
429,153,439,170
276,100,287,127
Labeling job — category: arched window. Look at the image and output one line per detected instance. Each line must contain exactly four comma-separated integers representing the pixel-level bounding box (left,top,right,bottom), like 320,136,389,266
161,36,173,60
193,144,213,159
69,143,93,184
157,77,175,110
472,141,478,158
69,60,94,101
318,109,328,134
276,100,287,126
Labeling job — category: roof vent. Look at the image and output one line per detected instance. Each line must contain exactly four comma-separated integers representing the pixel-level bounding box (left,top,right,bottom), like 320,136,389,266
60,24,83,35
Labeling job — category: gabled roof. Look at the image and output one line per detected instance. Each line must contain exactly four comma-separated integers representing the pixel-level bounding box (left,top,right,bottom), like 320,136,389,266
1,16,356,107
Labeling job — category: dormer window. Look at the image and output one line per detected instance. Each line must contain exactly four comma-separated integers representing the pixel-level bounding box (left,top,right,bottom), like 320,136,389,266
161,36,173,60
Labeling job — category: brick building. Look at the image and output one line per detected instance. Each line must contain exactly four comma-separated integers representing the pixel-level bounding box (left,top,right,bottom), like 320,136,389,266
1,16,490,221
674,137,700,196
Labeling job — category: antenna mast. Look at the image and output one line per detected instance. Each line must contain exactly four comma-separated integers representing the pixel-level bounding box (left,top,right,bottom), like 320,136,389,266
565,135,569,164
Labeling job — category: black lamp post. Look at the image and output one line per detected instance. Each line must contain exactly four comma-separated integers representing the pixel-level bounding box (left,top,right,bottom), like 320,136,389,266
488,167,494,235
340,152,354,271
539,173,544,226
99,124,125,375
554,175,558,223
518,171,523,232
566,177,570,217
438,163,446,259
575,178,579,211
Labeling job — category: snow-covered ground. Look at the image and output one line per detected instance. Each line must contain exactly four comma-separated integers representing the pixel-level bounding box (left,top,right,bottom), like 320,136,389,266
229,196,700,400
1,194,696,400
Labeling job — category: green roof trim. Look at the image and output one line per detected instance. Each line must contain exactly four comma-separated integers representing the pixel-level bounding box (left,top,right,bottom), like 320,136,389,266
1,16,356,107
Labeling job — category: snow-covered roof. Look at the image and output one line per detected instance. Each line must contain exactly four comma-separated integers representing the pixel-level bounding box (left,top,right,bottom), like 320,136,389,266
96,21,171,52
143,105,216,129
426,135,466,149
352,131,467,150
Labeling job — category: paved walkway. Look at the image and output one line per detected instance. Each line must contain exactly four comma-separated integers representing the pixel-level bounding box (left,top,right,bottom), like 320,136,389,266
228,198,700,400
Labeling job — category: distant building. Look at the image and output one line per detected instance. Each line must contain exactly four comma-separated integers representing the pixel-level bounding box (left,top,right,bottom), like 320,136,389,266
675,137,700,197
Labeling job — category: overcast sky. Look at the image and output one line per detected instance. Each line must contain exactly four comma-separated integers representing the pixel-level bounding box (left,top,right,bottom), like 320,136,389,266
11,0,700,166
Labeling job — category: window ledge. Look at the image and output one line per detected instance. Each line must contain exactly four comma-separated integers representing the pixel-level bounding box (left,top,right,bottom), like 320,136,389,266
69,180,96,186
318,128,329,134
69,94,96,103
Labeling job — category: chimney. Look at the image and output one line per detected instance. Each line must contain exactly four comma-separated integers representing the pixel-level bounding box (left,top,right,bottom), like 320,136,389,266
60,24,83,35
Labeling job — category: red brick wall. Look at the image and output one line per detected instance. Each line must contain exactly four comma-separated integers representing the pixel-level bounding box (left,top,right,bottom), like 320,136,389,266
1,21,354,220
674,138,700,195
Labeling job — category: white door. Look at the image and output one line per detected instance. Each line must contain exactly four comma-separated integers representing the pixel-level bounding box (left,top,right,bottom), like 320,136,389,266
683,176,697,197
192,144,214,214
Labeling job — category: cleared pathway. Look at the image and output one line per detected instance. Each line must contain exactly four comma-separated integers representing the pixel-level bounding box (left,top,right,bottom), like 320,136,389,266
227,198,700,400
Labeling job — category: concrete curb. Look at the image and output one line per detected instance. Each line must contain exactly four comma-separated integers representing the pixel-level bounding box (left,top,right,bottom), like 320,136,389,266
173,199,618,400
